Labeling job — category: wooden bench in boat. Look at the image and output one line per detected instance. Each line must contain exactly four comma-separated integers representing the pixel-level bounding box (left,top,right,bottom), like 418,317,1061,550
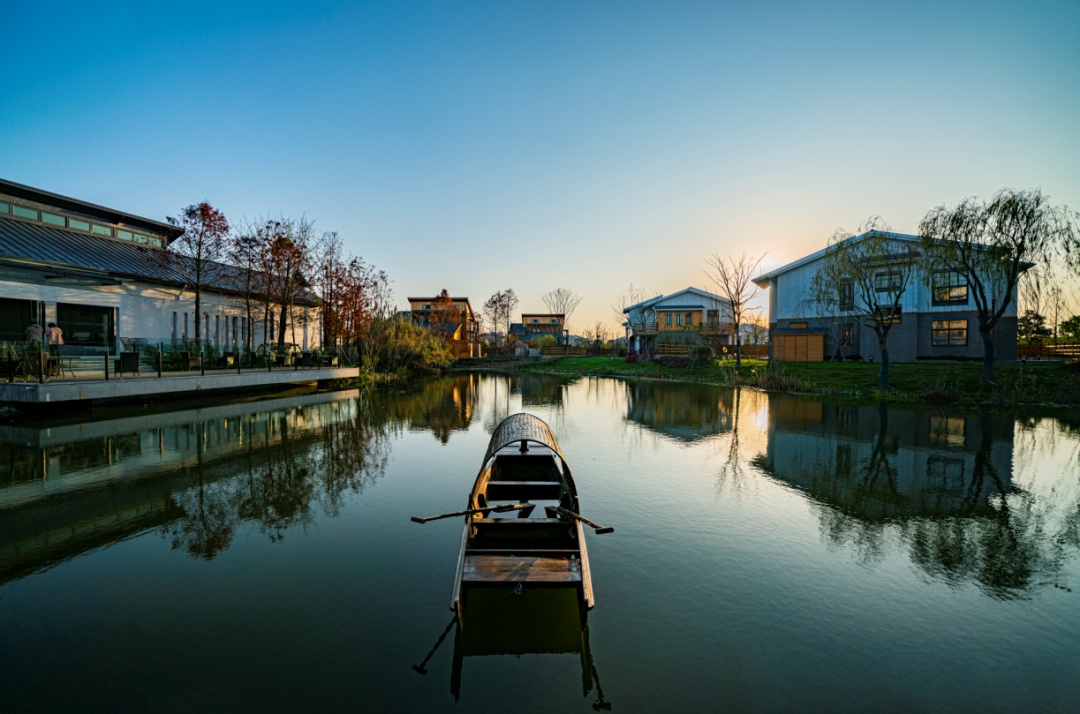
462,554,582,584
485,480,562,500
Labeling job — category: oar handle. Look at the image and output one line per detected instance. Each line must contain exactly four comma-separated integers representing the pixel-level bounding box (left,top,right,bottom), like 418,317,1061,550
553,506,614,534
411,502,530,524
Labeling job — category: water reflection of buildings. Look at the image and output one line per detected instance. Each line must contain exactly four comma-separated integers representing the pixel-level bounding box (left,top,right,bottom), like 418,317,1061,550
751,398,1070,598
0,390,388,583
624,382,733,443
512,374,574,407
370,374,480,443
757,399,1013,520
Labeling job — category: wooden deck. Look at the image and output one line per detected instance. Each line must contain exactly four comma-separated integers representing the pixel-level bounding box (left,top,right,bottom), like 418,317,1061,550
0,366,359,407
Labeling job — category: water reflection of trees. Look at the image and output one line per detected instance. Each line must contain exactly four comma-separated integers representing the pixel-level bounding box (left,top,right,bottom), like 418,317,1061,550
364,374,480,444
755,398,1079,598
166,395,393,559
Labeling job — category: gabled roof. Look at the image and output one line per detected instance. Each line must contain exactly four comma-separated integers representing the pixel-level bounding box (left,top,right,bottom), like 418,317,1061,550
623,286,732,314
751,230,922,287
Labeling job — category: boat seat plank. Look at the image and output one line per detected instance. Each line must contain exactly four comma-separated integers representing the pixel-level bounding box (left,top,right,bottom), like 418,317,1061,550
462,555,582,584
485,481,562,500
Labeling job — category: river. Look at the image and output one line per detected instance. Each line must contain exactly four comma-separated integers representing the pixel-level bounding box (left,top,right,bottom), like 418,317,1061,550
1,374,1078,711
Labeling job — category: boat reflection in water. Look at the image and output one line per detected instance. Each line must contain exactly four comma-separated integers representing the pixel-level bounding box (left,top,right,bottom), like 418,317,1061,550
415,588,610,708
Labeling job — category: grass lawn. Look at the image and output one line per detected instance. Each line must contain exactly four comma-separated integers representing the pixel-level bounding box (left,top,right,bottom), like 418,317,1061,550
512,356,1080,407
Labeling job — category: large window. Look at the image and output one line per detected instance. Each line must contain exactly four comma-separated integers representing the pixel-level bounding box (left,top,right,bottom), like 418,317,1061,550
675,313,682,326
874,271,902,292
57,303,114,347
931,319,967,346
664,313,672,327
875,306,902,324
932,271,968,305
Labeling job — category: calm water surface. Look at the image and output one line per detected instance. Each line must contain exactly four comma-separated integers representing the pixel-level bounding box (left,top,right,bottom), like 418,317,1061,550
1,375,1078,712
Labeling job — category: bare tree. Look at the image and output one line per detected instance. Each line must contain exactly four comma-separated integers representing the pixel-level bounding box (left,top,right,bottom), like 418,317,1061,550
920,189,1078,382
542,288,583,335
483,289,518,350
168,202,230,342
611,283,655,359
809,220,921,389
705,251,765,368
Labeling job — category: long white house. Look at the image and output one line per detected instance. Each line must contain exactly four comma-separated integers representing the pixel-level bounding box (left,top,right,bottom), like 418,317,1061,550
0,178,321,354
752,231,1021,362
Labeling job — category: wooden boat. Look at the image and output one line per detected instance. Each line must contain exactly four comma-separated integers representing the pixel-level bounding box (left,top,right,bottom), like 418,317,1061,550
449,413,600,622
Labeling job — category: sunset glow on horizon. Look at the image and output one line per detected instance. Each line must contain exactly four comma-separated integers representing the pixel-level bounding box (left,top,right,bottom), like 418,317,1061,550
3,0,1078,329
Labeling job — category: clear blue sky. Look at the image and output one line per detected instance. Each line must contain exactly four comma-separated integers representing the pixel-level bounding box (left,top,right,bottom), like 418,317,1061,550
3,0,1078,329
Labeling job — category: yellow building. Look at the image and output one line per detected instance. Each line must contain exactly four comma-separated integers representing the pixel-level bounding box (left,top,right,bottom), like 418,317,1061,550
407,295,480,358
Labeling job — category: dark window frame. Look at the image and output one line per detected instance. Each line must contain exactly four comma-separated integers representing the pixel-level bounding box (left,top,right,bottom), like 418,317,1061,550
875,305,902,324
931,319,967,346
839,281,854,310
874,271,903,293
932,271,968,305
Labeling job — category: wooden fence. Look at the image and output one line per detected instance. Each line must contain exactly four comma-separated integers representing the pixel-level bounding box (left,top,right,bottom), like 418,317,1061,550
540,346,589,356
1018,344,1080,360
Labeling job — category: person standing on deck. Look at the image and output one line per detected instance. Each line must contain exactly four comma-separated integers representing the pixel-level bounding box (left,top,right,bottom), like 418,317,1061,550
25,321,44,344
46,322,64,355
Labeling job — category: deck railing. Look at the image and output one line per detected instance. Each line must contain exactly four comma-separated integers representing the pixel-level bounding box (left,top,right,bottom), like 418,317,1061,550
1,337,356,384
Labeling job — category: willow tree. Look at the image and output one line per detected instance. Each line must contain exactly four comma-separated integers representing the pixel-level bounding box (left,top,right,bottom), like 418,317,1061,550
809,223,921,390
920,189,1077,382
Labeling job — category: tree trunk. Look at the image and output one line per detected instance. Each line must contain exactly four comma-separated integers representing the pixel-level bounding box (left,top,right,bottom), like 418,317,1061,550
194,290,202,341
878,336,890,390
734,330,742,369
981,327,995,383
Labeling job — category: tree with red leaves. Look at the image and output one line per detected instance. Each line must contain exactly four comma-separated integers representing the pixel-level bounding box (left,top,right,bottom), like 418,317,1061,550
169,202,230,342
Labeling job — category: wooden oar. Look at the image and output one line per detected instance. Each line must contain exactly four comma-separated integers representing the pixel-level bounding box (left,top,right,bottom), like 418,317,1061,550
549,506,614,534
411,502,532,524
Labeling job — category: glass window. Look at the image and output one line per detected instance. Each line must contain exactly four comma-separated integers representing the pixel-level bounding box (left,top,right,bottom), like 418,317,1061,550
12,205,39,220
932,271,968,304
0,202,10,214
840,323,854,346
874,271,902,292
133,233,149,244
148,237,162,247
675,313,682,326
875,306,902,324
839,281,854,310
117,229,134,242
931,319,967,346
69,218,91,232
92,224,114,237
664,313,672,327
685,312,693,325
42,212,66,227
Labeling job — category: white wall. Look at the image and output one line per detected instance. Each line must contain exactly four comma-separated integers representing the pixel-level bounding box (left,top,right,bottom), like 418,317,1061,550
0,278,320,350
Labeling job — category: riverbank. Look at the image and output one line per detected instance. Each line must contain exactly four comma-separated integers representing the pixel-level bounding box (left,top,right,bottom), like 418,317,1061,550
500,356,1080,407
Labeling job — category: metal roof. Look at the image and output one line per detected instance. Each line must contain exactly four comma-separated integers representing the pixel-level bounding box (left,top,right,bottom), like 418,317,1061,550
751,231,923,287
0,178,182,240
0,217,317,305
623,287,732,313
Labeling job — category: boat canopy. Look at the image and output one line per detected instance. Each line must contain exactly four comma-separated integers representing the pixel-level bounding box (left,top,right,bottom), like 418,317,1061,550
482,413,566,466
